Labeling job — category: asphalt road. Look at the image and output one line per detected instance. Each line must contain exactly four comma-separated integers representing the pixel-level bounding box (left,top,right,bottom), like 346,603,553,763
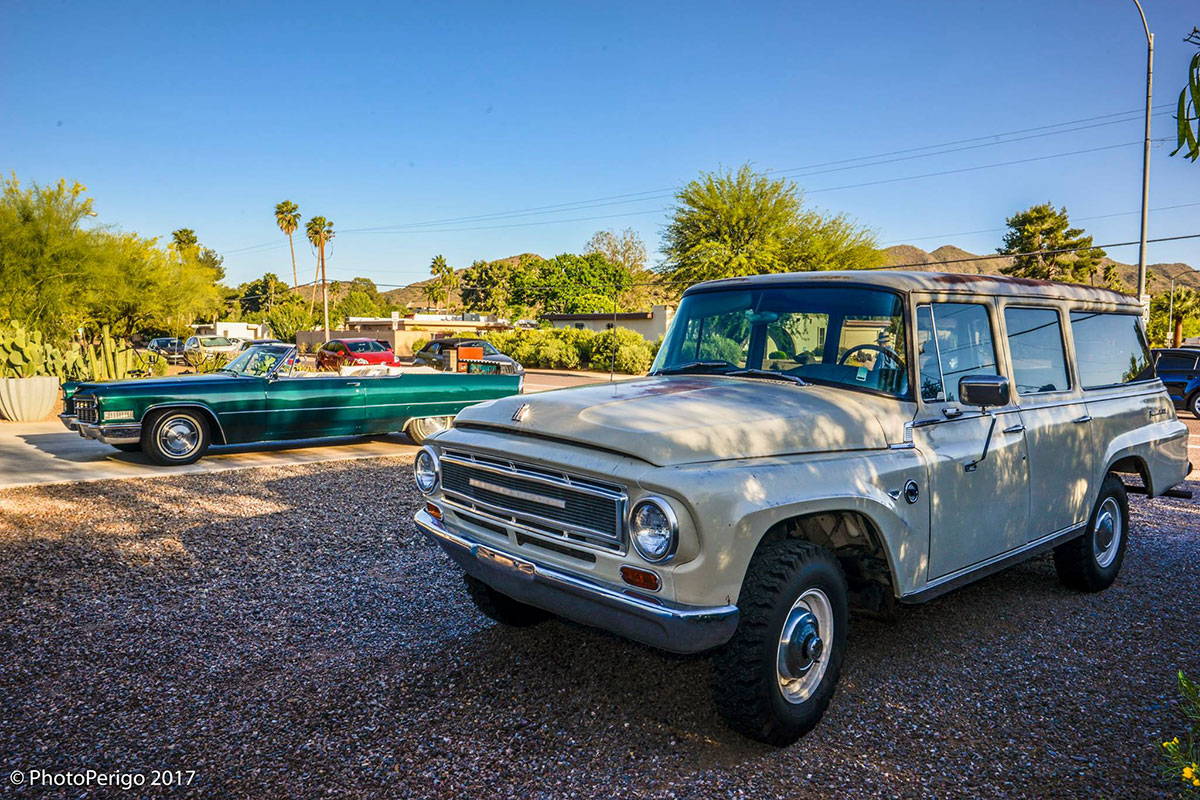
0,370,621,489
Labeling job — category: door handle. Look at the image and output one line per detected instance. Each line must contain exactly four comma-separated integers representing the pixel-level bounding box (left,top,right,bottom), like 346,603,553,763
1073,414,1093,424
1002,423,1025,434
347,381,361,387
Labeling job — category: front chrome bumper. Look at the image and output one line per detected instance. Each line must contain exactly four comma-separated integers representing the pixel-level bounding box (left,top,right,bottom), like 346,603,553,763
76,421,142,446
415,509,740,654
59,413,78,432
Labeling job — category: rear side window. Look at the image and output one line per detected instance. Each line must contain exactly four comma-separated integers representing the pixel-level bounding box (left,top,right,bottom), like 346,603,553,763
1069,312,1152,389
1156,354,1197,371
1004,307,1070,394
915,303,998,403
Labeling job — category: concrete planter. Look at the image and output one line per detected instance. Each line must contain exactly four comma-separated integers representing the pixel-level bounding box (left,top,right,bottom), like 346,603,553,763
0,376,59,422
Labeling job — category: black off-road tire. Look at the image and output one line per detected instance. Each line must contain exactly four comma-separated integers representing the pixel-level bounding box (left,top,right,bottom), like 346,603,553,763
713,540,849,746
1053,473,1129,592
141,408,211,466
463,574,550,627
111,443,142,453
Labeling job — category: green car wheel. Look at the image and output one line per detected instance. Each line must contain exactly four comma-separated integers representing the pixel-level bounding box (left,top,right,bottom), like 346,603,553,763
143,408,211,466
406,416,453,444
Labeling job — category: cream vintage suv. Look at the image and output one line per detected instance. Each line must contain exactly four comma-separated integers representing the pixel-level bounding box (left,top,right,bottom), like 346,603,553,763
412,271,1192,745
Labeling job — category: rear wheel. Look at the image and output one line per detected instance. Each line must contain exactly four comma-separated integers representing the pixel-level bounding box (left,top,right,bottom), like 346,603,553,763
713,540,848,746
1053,473,1128,592
1190,392,1200,419
463,575,550,627
142,409,210,466
406,416,453,444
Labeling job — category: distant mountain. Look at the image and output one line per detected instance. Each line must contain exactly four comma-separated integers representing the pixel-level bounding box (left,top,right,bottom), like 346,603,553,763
883,245,1200,295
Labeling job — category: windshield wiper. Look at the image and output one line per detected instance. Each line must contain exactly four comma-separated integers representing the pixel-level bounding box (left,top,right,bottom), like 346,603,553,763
215,368,240,376
725,368,808,386
655,360,735,375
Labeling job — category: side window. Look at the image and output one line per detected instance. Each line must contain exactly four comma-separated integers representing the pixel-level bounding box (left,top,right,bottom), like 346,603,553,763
1003,307,1070,394
1069,312,1152,388
1156,354,1197,371
917,303,998,404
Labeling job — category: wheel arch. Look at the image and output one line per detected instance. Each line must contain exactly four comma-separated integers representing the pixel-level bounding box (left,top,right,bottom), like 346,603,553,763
1106,453,1152,496
142,402,226,445
741,505,902,613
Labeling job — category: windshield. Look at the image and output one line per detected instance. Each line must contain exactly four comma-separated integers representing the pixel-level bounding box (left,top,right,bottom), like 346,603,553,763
221,344,295,377
461,341,500,355
200,336,231,347
652,285,910,398
346,340,387,353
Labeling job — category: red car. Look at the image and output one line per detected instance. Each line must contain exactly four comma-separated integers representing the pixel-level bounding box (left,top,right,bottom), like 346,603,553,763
316,338,402,370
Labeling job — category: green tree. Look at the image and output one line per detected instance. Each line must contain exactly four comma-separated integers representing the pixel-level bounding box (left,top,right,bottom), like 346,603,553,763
1155,287,1200,347
1172,28,1200,162
237,273,291,315
423,254,459,309
518,252,632,314
333,289,381,326
585,228,647,274
275,200,301,287
264,296,316,343
998,203,1107,284
172,228,198,251
659,164,883,289
460,257,525,317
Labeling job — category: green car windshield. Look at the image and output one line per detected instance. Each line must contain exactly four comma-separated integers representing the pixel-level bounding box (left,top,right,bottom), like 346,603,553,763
221,345,295,377
651,286,910,398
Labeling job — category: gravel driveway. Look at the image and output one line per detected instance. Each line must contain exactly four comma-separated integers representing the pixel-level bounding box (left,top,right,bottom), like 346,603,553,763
1,455,1197,799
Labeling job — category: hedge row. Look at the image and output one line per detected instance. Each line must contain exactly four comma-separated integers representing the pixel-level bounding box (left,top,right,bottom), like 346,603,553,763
484,327,660,374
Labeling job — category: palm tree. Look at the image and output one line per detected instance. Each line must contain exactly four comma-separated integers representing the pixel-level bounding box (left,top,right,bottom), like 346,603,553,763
1168,286,1200,347
306,216,335,339
274,201,301,287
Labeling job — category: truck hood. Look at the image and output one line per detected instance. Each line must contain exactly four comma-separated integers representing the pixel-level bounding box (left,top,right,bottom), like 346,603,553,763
454,375,891,466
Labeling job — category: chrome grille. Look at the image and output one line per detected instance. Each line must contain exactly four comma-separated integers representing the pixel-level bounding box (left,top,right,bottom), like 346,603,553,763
440,449,625,550
75,397,98,424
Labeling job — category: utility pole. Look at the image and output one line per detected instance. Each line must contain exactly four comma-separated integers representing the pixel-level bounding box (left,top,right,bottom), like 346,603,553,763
1169,276,1177,346
1133,0,1154,322
320,238,330,340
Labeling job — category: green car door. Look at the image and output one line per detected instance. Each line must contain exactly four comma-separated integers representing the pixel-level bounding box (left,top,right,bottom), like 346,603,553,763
362,371,519,434
264,375,366,439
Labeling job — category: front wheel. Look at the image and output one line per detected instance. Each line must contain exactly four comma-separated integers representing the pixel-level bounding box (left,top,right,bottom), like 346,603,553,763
1053,473,1129,592
405,416,453,444
142,409,210,466
713,540,848,746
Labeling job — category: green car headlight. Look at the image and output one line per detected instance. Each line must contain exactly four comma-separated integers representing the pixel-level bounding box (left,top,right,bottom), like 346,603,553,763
414,447,440,495
629,497,678,563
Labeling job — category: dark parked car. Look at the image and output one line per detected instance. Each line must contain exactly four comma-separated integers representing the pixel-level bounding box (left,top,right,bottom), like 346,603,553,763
1152,348,1200,417
147,337,185,363
240,338,285,350
413,338,524,375
316,338,402,370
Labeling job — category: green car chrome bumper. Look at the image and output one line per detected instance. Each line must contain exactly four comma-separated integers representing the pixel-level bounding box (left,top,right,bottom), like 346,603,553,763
414,509,740,654
77,421,142,446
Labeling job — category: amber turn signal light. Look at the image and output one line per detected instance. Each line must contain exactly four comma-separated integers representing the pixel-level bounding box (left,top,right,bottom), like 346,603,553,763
620,565,660,592
426,502,442,521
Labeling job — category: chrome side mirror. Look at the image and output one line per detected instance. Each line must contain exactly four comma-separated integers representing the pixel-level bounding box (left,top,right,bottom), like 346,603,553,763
958,374,1009,409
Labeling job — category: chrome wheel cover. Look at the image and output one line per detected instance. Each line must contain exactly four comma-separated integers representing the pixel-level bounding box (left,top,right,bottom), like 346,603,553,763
1093,496,1122,569
417,416,451,437
777,587,833,704
158,416,200,458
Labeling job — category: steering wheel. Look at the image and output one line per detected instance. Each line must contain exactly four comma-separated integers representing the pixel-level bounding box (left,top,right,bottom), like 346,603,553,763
838,343,903,369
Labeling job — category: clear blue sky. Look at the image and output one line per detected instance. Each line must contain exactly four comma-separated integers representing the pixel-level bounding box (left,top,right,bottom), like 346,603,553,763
3,0,1197,289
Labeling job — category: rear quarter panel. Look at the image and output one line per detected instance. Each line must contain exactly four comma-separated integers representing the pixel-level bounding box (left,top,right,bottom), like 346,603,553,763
362,372,522,433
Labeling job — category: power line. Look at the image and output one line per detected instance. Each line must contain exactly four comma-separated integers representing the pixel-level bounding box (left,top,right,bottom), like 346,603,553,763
882,201,1200,245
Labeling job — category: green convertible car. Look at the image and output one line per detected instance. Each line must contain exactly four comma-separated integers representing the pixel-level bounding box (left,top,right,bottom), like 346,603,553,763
59,343,522,465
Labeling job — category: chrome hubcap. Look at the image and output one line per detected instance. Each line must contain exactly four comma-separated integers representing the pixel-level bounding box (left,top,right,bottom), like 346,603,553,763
158,417,199,457
1093,497,1122,569
777,587,833,704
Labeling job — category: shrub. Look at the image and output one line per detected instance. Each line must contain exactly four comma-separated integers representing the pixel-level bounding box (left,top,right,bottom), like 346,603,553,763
411,337,429,354
587,328,655,375
1161,671,1200,796
476,326,653,374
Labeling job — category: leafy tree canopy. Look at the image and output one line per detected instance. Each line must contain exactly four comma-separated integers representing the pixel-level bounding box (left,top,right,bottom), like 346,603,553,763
423,254,459,308
0,176,223,341
1172,28,1200,162
236,273,291,315
998,203,1107,284
658,164,884,290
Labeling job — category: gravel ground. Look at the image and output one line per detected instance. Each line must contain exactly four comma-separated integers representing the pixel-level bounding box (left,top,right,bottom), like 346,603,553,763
0,452,1197,799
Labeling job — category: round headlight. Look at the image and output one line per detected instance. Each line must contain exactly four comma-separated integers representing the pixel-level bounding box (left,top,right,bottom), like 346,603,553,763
629,498,678,563
414,447,439,494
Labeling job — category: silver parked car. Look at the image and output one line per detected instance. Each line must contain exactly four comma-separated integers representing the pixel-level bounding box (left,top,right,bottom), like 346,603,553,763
413,271,1191,745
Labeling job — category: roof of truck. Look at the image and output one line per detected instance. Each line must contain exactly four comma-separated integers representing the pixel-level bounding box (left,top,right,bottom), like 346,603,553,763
685,270,1139,308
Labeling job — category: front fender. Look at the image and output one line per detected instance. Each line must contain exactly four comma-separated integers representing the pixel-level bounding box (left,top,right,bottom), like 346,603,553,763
641,447,930,608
